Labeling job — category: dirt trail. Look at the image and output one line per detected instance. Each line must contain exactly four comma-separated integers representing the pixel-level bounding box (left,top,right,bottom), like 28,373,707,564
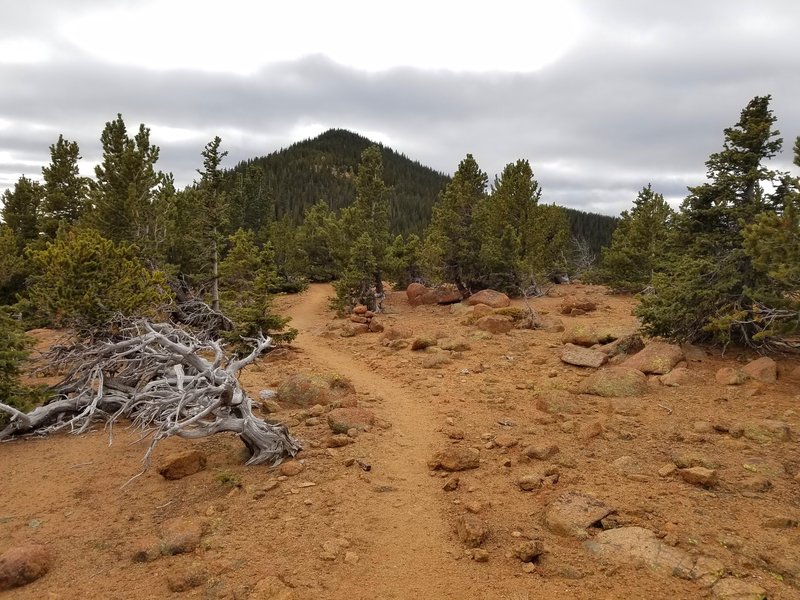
283,284,475,599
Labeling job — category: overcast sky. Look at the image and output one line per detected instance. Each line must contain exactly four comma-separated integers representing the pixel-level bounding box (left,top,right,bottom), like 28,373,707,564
2,0,799,216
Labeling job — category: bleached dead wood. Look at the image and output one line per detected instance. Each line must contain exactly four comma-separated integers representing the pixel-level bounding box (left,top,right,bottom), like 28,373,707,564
0,320,300,470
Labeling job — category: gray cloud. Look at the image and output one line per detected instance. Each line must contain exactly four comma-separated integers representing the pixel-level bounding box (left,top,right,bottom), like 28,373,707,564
1,1,799,216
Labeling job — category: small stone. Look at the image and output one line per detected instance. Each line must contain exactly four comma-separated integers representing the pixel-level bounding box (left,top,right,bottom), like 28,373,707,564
493,433,518,448
428,447,480,471
739,475,772,493
0,545,52,591
326,434,354,448
280,460,304,477
166,565,207,593
657,464,677,478
513,540,545,563
161,518,202,555
158,449,207,480
761,516,798,529
521,562,537,573
471,548,489,562
411,337,437,351
711,577,766,600
130,535,161,563
344,551,360,565
456,514,489,548
545,491,615,538
523,443,559,460
444,427,465,440
715,367,748,386
464,501,483,514
304,417,321,426
518,473,544,491
692,421,715,434
679,467,718,488
252,576,295,600
560,344,608,368
580,420,604,441
443,478,460,491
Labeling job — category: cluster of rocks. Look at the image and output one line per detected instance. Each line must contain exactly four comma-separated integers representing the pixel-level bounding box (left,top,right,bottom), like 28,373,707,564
406,282,463,306
341,304,384,336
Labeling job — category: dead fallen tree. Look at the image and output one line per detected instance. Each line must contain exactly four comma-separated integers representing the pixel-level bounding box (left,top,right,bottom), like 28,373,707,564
0,320,301,472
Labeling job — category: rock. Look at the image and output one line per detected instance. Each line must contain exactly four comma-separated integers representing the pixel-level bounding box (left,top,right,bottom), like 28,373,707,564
545,491,615,538
158,449,207,480
560,343,608,368
672,453,720,469
471,548,489,562
344,551,360,565
368,318,385,333
308,404,325,417
161,518,202,555
761,516,798,529
599,334,645,358
611,455,644,475
492,433,517,448
456,514,489,547
261,399,282,413
513,540,545,562
476,315,514,335
304,416,321,426
742,419,791,443
342,323,370,336
349,314,368,324
428,447,480,471
353,304,368,314
739,475,772,492
280,460,304,476
585,527,724,585
741,357,777,383
560,295,597,315
326,434,354,448
327,407,376,434
523,443,559,460
381,327,413,341
443,478,460,491
715,367,748,386
579,420,604,441
252,575,295,600
276,373,355,407
0,545,52,591
166,565,207,592
658,464,677,478
439,337,471,352
444,427,465,440
711,577,767,600
319,537,351,561
465,289,511,308
621,341,684,374
535,390,580,414
518,473,545,491
659,367,692,387
679,467,718,487
536,315,565,333
681,343,707,362
406,282,427,305
131,535,161,563
471,304,494,318
411,336,437,351
561,324,600,347
422,354,451,369
579,367,648,397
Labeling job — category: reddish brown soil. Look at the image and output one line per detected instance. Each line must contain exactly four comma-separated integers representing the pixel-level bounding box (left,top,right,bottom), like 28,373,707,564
2,283,799,599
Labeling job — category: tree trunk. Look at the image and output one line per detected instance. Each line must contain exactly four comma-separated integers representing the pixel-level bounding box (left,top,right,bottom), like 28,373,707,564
211,232,220,312
454,275,470,299
373,270,385,312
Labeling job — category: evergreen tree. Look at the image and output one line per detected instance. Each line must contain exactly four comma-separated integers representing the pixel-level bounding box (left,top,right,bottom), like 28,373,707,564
40,135,88,238
264,215,306,293
0,226,27,304
0,309,38,422
595,184,674,292
385,233,423,289
26,228,171,329
89,114,162,245
522,203,571,281
196,137,229,311
341,145,391,297
422,154,487,295
638,95,794,345
295,200,345,282
1,175,43,247
333,232,378,312
218,229,294,347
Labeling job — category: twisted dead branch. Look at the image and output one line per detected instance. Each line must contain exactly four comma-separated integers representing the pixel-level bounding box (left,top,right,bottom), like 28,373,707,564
0,320,300,471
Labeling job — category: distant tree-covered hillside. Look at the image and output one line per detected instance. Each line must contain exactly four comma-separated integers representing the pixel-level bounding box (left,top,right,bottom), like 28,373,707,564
223,129,618,250
223,129,450,236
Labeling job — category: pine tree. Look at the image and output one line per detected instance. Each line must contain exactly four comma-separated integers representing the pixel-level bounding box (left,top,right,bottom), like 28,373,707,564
26,228,171,329
638,95,794,345
295,200,345,282
333,232,378,312
89,114,162,245
385,233,422,289
1,175,43,247
196,137,229,311
341,145,391,297
422,154,488,295
0,309,37,422
40,135,88,238
0,226,27,304
595,184,674,292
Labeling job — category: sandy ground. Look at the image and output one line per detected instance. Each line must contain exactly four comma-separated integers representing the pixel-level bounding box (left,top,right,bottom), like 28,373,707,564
1,283,799,599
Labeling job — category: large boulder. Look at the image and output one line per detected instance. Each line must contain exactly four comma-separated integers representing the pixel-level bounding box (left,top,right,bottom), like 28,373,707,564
545,491,615,538
559,295,597,315
428,447,480,471
561,324,600,347
476,315,514,335
741,357,777,384
276,373,355,407
327,407,376,434
407,283,463,306
560,344,608,368
580,367,648,397
406,282,427,305
158,449,207,480
620,341,683,374
715,367,748,386
599,334,644,358
464,289,511,309
0,545,52,591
